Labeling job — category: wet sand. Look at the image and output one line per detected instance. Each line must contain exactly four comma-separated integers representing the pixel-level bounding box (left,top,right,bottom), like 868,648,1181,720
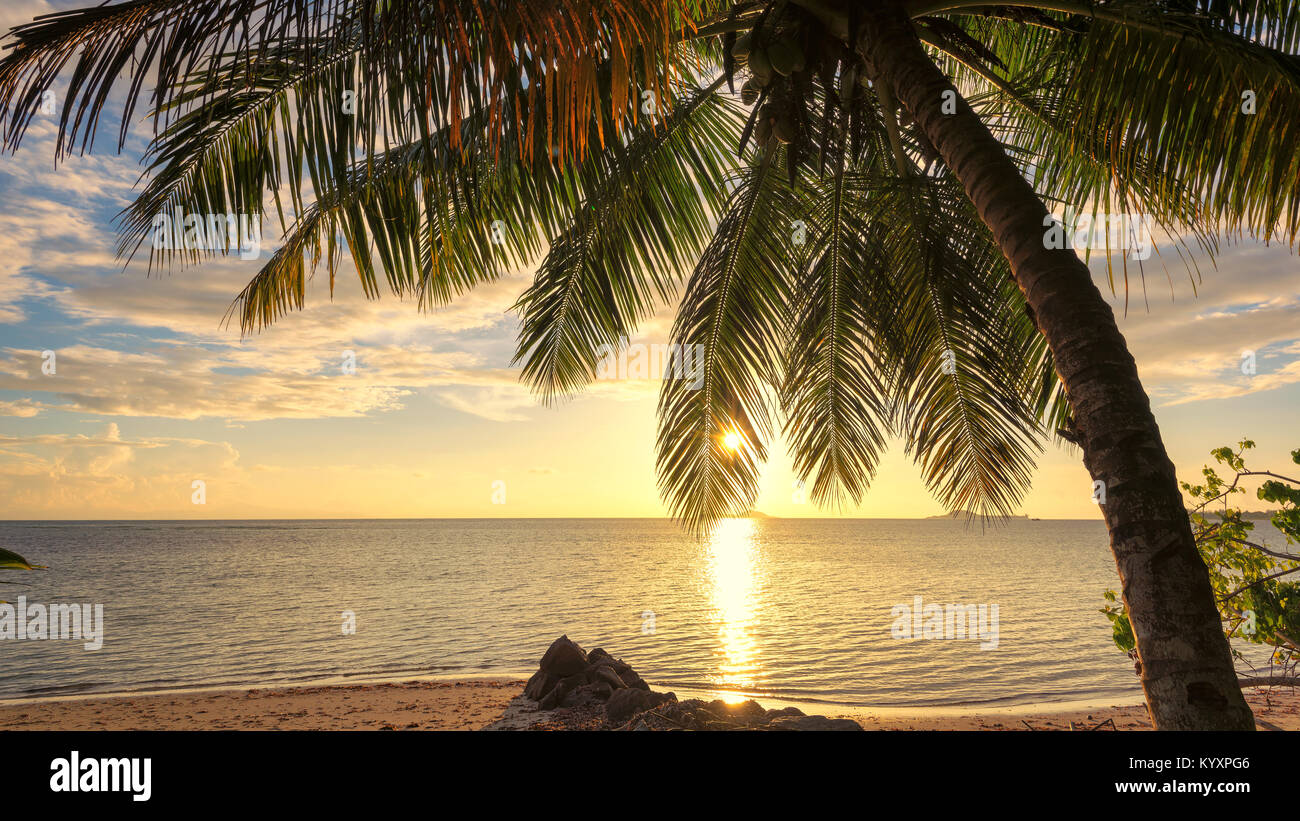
835,688,1299,730
0,681,1294,730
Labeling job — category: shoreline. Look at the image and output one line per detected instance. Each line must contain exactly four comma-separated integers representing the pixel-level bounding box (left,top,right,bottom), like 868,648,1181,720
0,679,1293,731
0,671,530,708
0,670,1147,716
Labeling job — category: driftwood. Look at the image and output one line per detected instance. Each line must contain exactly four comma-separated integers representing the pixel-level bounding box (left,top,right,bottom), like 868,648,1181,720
1238,675,1300,688
1025,717,1116,731
614,703,689,731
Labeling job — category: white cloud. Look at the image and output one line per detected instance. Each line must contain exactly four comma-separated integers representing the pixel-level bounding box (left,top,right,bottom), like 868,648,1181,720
1095,252,1300,406
0,398,42,418
0,343,536,421
0,421,242,516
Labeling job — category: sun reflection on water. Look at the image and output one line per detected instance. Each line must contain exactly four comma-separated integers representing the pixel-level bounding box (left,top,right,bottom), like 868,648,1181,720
704,518,764,701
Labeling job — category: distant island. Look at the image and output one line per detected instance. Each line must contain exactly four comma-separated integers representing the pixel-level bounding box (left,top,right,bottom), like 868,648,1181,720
926,510,1283,521
1206,510,1283,521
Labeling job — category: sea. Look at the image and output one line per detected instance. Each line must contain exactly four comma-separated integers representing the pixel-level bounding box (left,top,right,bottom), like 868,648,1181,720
0,517,1284,709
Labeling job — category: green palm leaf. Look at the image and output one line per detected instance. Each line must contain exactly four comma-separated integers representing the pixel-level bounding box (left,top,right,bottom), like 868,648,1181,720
512,77,743,403
0,547,44,571
877,174,1044,516
657,152,796,533
781,146,892,508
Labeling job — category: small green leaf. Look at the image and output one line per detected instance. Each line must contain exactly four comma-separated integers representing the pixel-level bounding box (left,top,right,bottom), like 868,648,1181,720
0,547,44,571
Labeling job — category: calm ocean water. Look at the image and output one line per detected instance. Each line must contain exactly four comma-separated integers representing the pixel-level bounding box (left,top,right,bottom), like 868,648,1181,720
0,517,1263,708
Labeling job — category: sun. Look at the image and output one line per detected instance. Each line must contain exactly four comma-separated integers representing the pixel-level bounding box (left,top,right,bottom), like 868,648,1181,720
722,431,742,451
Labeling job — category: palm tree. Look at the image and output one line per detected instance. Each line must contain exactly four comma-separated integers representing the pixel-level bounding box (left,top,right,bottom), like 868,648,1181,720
3,0,1296,729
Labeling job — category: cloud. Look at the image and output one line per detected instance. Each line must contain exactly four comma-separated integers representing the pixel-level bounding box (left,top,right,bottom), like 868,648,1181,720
0,90,549,424
0,1,55,33
0,343,536,422
0,58,694,428
0,422,161,449
1094,249,1300,406
0,421,242,516
1158,358,1300,405
0,143,141,322
0,398,42,418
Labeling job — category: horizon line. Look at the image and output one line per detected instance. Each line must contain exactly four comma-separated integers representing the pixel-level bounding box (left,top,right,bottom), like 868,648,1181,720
0,514,1105,522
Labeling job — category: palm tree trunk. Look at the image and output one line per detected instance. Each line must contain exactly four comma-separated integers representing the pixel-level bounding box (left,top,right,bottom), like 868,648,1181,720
853,2,1255,729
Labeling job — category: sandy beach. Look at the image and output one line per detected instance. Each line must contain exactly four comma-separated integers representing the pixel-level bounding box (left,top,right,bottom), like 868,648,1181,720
848,687,1300,731
0,680,1294,731
0,680,526,731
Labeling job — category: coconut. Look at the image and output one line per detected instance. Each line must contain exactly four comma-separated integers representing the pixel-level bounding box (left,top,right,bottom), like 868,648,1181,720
748,48,774,85
731,32,754,58
768,41,803,77
773,116,796,144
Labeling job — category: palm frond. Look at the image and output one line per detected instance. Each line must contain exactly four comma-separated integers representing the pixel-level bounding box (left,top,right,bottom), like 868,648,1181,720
118,30,366,266
780,145,892,508
512,77,743,403
657,152,796,533
932,2,1300,248
0,547,44,570
0,0,725,168
877,173,1045,516
226,131,542,333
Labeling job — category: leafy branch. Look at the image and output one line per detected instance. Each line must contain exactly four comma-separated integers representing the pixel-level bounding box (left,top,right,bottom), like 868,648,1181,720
1103,440,1300,680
